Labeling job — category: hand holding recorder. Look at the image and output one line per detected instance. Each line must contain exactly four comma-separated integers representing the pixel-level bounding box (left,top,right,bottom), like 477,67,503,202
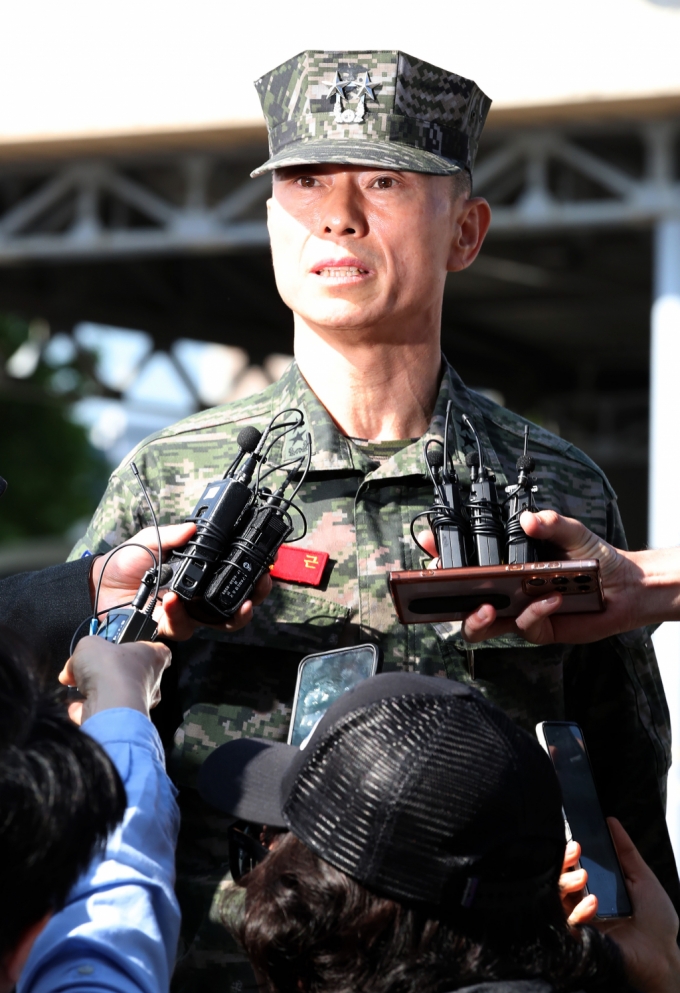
59,635,171,724
79,410,306,647
390,404,605,628
89,523,272,642
452,510,680,645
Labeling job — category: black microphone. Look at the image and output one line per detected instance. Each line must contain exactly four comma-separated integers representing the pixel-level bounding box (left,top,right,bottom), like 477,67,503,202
425,445,468,569
504,426,539,564
0,476,6,498
169,426,265,606
237,426,262,452
463,418,503,567
426,446,444,472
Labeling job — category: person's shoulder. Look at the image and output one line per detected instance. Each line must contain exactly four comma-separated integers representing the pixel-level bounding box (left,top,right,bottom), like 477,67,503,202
112,378,285,475
470,389,616,497
146,380,281,445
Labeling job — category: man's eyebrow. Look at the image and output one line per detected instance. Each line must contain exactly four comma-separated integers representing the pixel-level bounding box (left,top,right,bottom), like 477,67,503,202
273,169,318,180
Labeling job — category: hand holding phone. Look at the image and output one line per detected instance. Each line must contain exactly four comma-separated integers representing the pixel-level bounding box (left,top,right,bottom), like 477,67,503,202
536,721,631,919
596,818,680,992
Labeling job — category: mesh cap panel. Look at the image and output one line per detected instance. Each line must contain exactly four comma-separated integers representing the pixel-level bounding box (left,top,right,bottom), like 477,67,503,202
283,694,563,906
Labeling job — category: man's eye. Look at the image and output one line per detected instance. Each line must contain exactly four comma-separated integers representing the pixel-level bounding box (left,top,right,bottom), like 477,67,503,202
296,177,318,188
374,176,396,189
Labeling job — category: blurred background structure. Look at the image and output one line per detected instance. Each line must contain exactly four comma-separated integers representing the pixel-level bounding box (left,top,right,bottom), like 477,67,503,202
2,0,680,843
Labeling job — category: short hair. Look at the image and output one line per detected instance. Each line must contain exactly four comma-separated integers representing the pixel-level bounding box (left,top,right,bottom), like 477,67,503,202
0,629,126,956
225,832,634,993
451,169,472,200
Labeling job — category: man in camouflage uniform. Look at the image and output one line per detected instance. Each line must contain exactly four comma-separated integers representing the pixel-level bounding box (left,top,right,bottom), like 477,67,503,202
70,50,678,989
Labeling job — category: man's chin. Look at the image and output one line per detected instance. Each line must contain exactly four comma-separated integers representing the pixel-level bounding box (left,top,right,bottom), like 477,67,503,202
300,311,381,334
294,296,385,333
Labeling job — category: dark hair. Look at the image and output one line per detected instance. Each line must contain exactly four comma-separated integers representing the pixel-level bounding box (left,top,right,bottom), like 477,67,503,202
451,169,472,200
0,628,126,956
224,832,635,993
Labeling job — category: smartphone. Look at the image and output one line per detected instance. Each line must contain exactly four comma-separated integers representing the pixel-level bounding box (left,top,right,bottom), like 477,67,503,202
287,644,382,746
536,721,631,919
389,560,604,624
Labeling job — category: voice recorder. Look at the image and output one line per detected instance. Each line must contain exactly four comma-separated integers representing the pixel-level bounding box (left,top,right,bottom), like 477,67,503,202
389,403,605,626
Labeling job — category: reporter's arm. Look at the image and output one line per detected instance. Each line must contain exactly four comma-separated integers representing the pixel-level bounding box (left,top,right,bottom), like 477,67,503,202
0,521,272,679
557,821,680,992
0,558,93,677
18,640,180,993
18,710,180,993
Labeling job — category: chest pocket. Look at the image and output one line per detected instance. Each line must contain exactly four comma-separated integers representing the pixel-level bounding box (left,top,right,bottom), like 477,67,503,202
171,587,350,787
195,584,350,653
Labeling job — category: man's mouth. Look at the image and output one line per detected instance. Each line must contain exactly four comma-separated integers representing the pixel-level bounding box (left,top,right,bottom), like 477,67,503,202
310,258,372,278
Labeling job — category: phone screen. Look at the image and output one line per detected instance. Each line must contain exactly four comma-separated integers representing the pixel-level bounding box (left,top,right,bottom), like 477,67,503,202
540,722,631,918
288,646,379,746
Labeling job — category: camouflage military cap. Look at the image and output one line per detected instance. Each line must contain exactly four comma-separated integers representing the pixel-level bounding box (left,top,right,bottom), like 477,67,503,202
251,50,491,178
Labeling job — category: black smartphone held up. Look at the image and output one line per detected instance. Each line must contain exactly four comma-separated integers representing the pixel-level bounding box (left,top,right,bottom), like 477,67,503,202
536,721,632,919
287,644,382,747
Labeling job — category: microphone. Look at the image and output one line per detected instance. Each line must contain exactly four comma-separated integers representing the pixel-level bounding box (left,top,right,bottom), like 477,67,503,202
423,440,468,569
236,426,262,452
462,418,503,567
426,447,444,471
171,426,266,606
504,426,539,564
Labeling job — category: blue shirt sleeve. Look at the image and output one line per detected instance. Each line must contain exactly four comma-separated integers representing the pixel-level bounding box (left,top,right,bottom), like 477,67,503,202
18,708,181,993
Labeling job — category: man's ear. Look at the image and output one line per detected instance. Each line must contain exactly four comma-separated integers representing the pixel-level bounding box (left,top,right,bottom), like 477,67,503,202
0,913,52,989
446,196,492,273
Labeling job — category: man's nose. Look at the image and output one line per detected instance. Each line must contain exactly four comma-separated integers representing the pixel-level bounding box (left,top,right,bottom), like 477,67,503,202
319,182,368,238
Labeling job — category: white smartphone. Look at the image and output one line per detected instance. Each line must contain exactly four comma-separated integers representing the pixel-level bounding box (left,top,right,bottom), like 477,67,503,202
287,644,382,747
536,720,631,919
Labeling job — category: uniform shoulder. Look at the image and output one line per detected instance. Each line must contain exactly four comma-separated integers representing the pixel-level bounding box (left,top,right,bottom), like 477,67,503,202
470,389,616,496
113,379,282,472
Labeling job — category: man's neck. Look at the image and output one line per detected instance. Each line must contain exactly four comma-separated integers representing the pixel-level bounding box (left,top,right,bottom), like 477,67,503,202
294,320,443,442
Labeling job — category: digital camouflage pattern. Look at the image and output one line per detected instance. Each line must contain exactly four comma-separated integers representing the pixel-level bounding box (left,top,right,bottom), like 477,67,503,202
251,50,491,177
70,359,678,991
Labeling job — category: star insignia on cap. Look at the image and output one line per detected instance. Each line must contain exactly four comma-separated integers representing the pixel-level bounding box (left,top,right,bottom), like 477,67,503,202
353,71,376,101
325,71,349,101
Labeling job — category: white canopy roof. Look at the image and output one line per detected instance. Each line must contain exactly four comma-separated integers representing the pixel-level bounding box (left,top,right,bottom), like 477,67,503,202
0,0,679,145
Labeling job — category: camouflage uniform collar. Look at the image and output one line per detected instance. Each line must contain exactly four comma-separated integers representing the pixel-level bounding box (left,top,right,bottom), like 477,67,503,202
276,361,360,471
361,359,508,486
277,358,507,485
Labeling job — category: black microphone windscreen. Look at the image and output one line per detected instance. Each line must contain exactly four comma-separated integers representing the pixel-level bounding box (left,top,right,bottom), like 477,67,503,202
159,563,174,586
237,426,262,453
465,452,479,468
426,447,444,468
516,455,535,473
0,476,6,498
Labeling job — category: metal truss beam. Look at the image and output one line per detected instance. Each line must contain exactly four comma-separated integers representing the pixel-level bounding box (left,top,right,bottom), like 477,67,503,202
478,121,680,234
0,162,272,262
0,119,677,262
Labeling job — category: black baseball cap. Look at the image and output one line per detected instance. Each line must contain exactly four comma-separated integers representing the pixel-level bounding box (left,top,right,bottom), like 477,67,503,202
198,673,565,911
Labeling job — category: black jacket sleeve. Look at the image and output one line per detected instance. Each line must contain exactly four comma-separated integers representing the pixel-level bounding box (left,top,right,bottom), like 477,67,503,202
0,557,94,680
